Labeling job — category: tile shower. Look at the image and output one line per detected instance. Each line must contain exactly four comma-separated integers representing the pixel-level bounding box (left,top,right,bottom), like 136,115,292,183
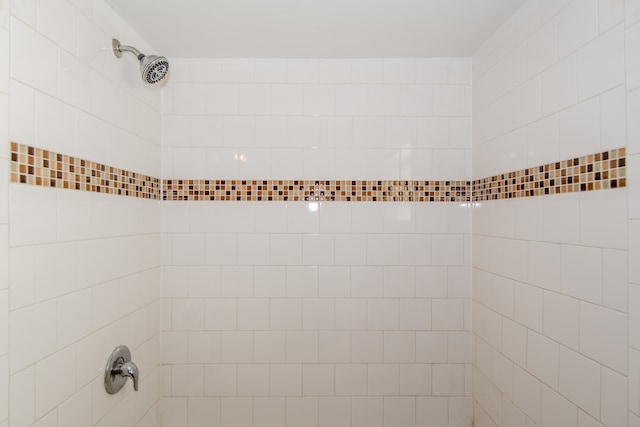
0,1,638,427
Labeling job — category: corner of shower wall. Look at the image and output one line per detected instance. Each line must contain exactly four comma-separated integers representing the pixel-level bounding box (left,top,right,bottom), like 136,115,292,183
4,0,163,425
626,1,640,426
0,1,11,426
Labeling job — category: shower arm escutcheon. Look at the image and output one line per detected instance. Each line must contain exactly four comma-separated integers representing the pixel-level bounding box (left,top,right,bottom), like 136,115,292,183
104,345,139,394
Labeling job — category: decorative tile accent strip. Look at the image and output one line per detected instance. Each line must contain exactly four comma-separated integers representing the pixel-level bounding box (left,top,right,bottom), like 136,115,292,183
472,148,626,201
10,142,626,202
162,179,471,202
10,142,161,200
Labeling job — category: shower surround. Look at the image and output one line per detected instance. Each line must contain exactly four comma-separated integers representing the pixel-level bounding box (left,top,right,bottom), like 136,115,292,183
0,0,638,427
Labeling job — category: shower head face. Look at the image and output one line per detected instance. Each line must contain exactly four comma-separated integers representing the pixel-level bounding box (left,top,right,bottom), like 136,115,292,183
140,55,169,84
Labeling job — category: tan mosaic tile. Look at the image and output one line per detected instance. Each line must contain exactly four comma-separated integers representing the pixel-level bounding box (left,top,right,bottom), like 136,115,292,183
162,179,471,202
10,142,626,203
472,148,626,201
10,142,161,200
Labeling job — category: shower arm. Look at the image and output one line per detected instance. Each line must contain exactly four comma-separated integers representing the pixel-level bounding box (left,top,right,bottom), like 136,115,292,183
112,39,143,60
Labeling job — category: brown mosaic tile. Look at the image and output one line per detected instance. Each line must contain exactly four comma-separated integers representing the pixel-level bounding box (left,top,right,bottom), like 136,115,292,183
10,142,161,200
161,179,471,202
471,148,626,201
10,142,626,203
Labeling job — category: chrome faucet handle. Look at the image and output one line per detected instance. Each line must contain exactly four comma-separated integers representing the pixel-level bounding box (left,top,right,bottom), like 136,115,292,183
113,361,139,391
104,345,140,394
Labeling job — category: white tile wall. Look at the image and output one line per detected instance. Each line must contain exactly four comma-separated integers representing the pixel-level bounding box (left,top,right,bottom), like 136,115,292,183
472,1,635,426
5,0,163,426
161,57,472,427
163,58,471,181
162,199,472,426
473,1,627,180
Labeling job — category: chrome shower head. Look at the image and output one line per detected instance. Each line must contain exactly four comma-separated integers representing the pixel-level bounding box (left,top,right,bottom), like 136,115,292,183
112,38,169,84
140,55,169,84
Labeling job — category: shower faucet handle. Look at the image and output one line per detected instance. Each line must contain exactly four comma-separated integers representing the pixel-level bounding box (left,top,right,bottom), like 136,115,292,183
104,345,140,394
113,360,139,391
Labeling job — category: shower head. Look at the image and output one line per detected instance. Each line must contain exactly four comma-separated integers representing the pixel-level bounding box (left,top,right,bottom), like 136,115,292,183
112,38,169,84
139,54,170,84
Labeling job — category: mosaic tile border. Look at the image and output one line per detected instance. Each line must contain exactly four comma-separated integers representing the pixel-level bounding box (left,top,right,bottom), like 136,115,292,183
163,179,471,202
472,148,626,200
9,142,626,202
10,142,160,200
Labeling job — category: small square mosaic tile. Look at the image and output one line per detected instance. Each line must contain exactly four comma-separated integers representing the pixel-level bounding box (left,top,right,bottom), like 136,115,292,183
10,142,161,200
472,148,626,201
161,179,471,202
10,142,626,203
